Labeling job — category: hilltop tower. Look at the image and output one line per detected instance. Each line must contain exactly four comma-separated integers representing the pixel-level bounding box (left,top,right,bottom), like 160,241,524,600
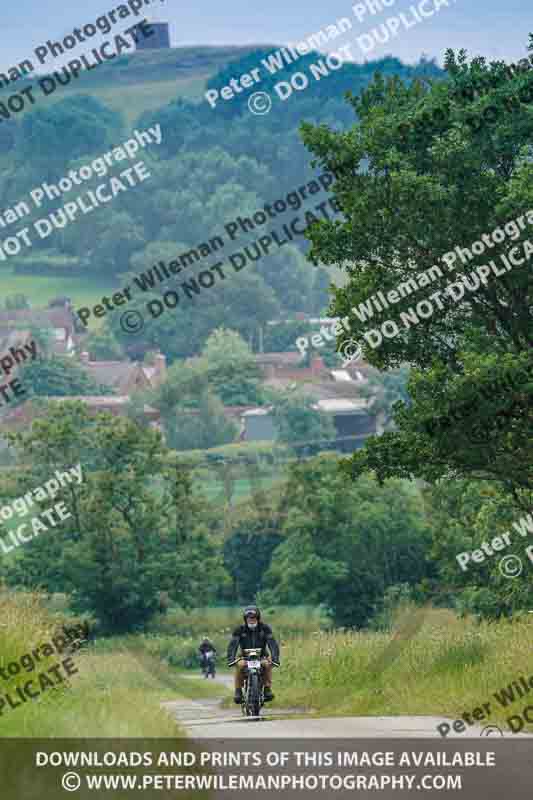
135,10,171,50
136,22,170,49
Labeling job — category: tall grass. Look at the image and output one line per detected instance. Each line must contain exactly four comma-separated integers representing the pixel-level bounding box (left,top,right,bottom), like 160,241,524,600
0,591,184,737
148,605,328,642
275,606,533,731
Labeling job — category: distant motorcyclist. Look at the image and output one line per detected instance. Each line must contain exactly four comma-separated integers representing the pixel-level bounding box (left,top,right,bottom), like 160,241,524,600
198,637,217,673
227,605,280,704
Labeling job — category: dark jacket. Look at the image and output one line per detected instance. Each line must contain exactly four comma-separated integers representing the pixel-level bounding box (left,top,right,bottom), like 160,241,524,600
227,622,280,667
199,641,217,655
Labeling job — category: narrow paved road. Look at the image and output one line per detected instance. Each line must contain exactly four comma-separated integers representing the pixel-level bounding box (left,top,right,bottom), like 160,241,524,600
162,673,512,738
160,674,532,800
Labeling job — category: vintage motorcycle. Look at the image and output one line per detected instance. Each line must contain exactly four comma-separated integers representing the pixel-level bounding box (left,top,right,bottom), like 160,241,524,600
240,647,264,717
201,650,216,679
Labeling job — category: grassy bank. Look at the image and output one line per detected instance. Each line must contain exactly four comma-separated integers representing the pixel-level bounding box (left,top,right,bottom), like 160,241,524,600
0,591,187,737
273,606,533,732
8,593,530,738
148,605,328,642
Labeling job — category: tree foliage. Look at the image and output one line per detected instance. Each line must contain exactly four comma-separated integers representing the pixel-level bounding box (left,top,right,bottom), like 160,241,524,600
151,358,238,451
265,456,434,627
4,294,30,310
422,479,533,618
200,327,264,406
18,355,112,398
300,38,533,500
3,402,228,632
1,53,442,363
270,389,337,445
223,506,284,603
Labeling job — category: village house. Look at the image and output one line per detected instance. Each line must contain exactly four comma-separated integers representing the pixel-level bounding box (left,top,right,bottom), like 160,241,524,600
0,299,77,356
0,346,168,435
244,352,382,452
77,351,167,394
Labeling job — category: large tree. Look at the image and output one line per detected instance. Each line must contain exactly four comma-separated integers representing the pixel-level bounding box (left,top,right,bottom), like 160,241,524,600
265,456,434,627
223,505,284,603
270,389,337,446
151,359,238,451
422,479,533,618
301,39,533,506
200,327,264,405
4,402,227,632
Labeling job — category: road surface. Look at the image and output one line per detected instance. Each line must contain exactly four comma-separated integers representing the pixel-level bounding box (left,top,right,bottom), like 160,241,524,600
161,673,513,738
159,677,532,800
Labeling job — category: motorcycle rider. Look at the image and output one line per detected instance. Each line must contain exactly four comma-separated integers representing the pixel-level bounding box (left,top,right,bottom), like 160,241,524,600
227,605,280,704
198,637,217,673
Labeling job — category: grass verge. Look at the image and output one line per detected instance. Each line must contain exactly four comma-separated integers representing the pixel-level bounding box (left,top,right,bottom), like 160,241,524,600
273,606,533,733
0,591,185,737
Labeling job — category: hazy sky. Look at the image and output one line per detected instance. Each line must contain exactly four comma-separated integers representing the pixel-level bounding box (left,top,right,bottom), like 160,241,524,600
1,0,531,74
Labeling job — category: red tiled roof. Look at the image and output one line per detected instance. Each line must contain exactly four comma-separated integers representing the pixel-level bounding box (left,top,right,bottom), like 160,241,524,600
81,361,148,392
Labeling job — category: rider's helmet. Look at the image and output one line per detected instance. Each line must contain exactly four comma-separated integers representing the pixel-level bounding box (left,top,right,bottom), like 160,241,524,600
243,605,261,628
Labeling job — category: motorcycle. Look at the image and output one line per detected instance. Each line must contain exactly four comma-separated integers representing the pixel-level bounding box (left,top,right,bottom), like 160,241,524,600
202,650,216,679
240,648,264,717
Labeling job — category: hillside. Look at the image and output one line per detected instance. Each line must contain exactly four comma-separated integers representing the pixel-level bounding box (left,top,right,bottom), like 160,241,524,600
2,45,274,124
0,47,443,352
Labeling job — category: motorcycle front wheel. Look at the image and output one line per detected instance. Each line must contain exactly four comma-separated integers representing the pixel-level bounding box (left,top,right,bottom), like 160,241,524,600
247,673,260,717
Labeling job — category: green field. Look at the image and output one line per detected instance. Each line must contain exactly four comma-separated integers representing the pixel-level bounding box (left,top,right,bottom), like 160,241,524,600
0,267,116,315
148,604,327,640
89,76,207,124
33,72,209,126
3,45,264,126
198,470,284,504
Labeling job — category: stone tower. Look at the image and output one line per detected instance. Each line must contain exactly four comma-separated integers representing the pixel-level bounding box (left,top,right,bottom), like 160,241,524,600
135,15,171,50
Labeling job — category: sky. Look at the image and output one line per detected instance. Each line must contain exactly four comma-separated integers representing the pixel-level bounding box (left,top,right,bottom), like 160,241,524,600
1,0,531,74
